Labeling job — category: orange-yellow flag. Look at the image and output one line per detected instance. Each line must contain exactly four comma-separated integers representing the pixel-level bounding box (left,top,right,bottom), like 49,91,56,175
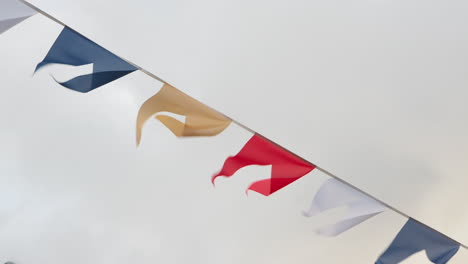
136,84,231,145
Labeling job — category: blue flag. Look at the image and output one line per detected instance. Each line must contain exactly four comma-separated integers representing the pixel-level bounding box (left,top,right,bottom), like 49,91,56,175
375,218,459,264
35,27,138,93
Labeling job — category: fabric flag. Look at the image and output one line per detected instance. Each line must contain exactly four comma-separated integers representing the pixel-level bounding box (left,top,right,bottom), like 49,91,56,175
35,27,137,93
212,134,315,196
303,178,386,236
376,218,460,264
136,84,231,145
0,0,36,34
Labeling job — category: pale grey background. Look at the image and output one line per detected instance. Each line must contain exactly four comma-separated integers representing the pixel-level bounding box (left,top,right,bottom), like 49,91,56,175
1,0,468,263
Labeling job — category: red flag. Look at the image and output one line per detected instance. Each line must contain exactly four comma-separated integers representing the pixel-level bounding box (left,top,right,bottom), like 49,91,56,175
212,134,315,196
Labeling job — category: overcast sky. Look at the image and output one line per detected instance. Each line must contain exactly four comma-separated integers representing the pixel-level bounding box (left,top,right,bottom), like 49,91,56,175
1,0,468,263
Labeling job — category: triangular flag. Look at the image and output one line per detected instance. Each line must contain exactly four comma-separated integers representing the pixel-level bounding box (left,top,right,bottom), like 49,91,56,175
212,134,315,196
35,27,138,93
0,0,36,34
303,178,386,236
136,84,231,145
376,218,460,264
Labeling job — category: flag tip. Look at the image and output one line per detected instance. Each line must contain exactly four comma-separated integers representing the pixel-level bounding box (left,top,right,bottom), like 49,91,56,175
211,175,218,186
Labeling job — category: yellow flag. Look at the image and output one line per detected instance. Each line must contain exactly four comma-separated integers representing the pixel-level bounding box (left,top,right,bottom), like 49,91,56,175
136,84,232,145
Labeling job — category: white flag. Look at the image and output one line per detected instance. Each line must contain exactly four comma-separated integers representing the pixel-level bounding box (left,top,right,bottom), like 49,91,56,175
0,0,36,34
303,178,386,236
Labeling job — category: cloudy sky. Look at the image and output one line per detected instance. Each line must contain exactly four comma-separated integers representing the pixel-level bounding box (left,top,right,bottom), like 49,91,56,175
1,0,468,263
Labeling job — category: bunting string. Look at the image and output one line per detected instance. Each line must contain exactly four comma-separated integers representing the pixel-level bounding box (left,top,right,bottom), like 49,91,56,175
4,0,468,262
